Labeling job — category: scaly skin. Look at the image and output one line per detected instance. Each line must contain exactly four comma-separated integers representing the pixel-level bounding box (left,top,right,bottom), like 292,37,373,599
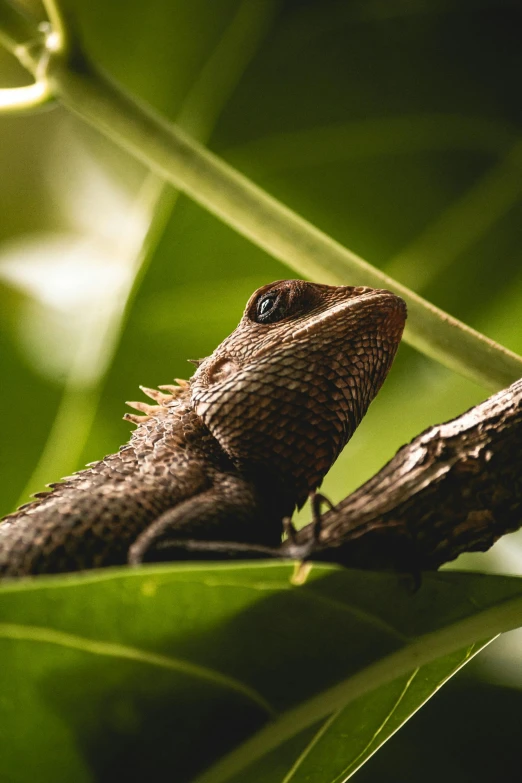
0,280,406,576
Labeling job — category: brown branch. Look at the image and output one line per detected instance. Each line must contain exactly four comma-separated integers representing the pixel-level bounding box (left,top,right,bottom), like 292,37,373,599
142,380,522,572
285,378,522,570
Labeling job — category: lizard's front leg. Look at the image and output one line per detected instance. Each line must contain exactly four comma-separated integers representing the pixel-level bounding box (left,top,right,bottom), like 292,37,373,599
128,479,282,565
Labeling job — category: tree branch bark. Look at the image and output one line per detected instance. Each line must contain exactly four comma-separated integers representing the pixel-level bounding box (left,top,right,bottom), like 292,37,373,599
286,378,522,570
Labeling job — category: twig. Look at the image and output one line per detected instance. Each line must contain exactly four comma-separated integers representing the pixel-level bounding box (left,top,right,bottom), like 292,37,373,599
288,378,522,570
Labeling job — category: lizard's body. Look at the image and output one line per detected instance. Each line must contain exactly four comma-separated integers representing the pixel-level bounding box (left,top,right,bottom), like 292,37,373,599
0,280,406,577
0,390,284,575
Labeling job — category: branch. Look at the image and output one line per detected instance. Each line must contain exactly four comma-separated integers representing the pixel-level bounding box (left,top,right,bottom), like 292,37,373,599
288,378,522,571
110,380,522,573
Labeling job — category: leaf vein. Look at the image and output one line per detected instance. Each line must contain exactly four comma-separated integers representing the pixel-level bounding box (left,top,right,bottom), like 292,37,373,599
0,622,275,716
331,668,420,783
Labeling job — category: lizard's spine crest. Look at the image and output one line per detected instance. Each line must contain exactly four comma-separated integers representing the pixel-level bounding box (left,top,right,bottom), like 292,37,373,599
159,383,188,395
159,384,181,394
123,412,151,426
125,400,165,416
139,386,177,404
124,381,190,426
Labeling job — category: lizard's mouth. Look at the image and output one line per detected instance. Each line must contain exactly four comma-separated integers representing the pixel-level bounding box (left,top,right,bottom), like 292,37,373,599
290,290,406,340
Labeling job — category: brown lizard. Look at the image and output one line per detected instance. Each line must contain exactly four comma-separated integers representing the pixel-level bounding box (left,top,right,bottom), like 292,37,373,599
0,279,406,577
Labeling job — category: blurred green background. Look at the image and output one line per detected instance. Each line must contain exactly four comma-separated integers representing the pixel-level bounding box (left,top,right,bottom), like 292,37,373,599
1,0,522,778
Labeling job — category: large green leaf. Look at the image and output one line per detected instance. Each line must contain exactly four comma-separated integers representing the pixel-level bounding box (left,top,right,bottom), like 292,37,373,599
0,562,521,782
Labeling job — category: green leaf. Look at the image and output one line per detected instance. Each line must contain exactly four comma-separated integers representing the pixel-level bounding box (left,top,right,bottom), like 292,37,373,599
0,562,521,782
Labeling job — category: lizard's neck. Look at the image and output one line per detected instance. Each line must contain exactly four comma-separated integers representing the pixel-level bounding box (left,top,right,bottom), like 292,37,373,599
190,366,355,511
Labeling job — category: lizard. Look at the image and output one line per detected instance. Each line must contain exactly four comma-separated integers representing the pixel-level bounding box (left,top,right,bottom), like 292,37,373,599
0,279,406,577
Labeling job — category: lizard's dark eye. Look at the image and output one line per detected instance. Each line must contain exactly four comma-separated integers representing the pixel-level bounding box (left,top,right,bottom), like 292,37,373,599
254,292,287,323
258,295,276,317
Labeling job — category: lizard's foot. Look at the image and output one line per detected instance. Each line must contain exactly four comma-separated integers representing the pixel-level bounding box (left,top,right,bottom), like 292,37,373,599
282,516,298,544
310,491,335,545
280,515,314,561
278,494,334,562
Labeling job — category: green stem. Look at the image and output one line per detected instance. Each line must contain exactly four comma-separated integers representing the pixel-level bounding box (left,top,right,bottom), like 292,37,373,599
43,55,519,390
0,79,53,112
0,1,37,59
41,0,68,56
1,0,521,389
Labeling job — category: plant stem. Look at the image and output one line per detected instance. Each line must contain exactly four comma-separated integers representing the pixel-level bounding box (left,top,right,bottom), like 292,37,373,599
45,56,521,390
0,1,37,59
41,0,68,55
0,80,52,112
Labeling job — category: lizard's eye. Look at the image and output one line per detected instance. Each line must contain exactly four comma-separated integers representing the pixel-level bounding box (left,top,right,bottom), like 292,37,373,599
255,292,287,323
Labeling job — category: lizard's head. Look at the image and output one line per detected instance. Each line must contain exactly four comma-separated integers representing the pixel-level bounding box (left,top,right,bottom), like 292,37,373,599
190,280,406,511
